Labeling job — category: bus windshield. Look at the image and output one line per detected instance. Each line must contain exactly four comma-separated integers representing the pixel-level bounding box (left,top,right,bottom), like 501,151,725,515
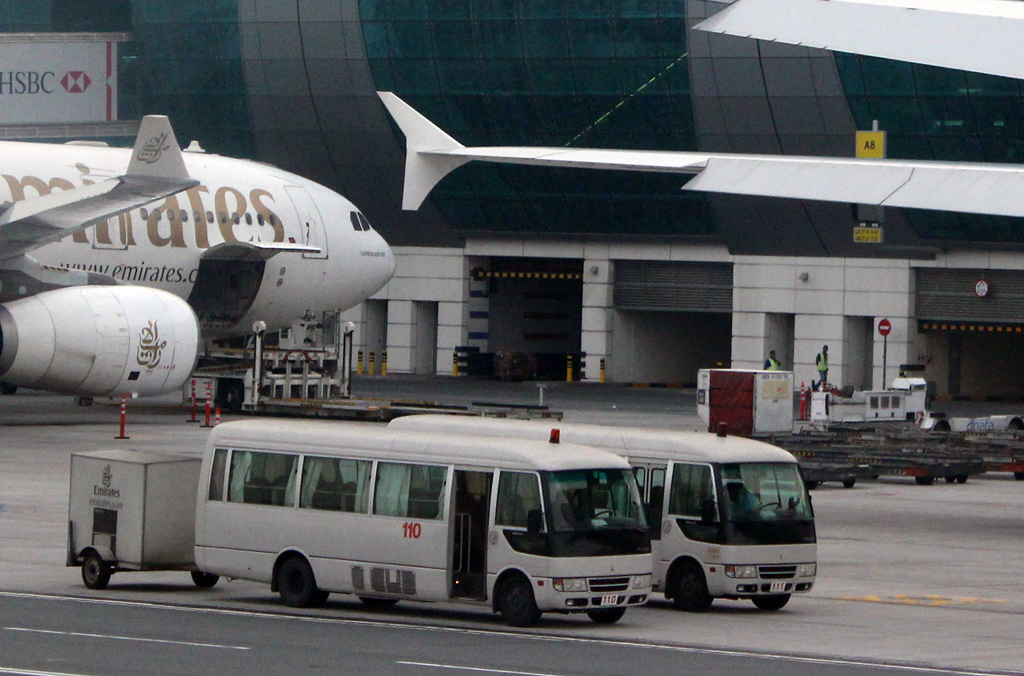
548,468,647,532
721,463,812,522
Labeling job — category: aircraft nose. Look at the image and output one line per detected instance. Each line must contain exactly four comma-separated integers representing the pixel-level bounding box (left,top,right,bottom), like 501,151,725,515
370,230,396,292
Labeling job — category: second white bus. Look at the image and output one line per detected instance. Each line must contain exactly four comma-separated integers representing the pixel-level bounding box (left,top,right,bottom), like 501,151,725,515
389,415,816,612
195,419,653,626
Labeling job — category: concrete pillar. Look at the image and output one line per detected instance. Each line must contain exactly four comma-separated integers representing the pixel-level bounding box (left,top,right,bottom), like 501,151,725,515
581,258,613,381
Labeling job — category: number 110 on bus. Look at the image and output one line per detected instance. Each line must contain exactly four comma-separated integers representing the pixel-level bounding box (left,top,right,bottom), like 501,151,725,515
403,522,422,538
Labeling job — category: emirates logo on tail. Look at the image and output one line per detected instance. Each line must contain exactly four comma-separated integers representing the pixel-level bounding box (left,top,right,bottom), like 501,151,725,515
136,131,170,164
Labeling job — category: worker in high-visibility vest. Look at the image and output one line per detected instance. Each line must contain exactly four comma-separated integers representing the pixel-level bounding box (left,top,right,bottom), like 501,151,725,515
815,345,829,389
764,350,781,371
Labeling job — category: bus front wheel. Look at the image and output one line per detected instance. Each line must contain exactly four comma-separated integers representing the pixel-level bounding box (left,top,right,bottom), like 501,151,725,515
752,594,790,611
498,575,541,627
670,560,713,612
586,607,626,624
277,556,328,608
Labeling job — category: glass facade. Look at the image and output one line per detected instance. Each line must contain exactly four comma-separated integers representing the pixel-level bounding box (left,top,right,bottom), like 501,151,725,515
4,0,1024,248
836,54,1024,244
360,0,713,238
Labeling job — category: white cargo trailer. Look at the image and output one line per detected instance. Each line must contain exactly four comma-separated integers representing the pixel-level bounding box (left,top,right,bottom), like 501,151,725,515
67,449,218,590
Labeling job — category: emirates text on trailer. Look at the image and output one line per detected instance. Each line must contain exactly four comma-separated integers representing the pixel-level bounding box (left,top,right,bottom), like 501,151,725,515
389,415,816,612
194,420,653,626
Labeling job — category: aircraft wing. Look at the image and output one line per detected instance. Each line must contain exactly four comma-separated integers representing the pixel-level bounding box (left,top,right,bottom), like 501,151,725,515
0,115,199,262
379,91,1024,218
694,0,1024,81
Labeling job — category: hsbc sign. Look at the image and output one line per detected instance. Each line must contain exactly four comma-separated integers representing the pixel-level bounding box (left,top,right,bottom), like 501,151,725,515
0,40,118,123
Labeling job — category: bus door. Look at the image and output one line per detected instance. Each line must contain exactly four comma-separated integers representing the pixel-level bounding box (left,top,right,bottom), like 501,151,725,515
632,463,666,540
450,469,492,600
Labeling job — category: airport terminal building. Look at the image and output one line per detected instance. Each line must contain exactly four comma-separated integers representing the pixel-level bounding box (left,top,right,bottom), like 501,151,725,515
5,0,1024,398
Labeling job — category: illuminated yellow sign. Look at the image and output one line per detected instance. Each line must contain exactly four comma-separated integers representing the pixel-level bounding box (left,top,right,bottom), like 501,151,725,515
854,226,883,243
856,131,886,159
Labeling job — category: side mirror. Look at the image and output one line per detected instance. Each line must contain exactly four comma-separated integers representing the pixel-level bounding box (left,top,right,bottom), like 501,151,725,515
526,509,543,533
700,498,717,524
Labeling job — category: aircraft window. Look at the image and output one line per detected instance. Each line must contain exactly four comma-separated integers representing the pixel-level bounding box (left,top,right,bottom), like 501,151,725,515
257,213,265,225
245,213,253,225
358,213,373,231
219,212,228,224
181,210,189,222
168,210,175,221
269,214,278,226
153,209,162,221
350,212,361,231
140,208,148,219
193,210,202,223
206,211,214,223
233,213,240,224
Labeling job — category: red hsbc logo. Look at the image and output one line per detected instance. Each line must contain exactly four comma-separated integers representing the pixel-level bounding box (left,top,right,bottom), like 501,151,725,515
61,71,91,93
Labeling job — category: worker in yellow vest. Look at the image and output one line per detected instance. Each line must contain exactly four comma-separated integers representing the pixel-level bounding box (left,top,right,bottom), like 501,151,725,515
764,350,781,371
815,345,829,389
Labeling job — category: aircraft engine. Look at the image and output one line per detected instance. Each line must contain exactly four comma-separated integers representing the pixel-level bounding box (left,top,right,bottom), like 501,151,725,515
0,286,199,398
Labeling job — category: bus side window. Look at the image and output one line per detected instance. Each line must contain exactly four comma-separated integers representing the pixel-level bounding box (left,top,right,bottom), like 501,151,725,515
668,463,714,519
228,450,299,507
208,448,228,501
374,462,447,519
299,456,371,513
648,466,666,525
495,471,542,529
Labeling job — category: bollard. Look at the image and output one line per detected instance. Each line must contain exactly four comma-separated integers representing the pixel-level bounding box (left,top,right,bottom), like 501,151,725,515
382,350,388,376
202,382,213,428
453,350,459,377
799,381,808,420
187,378,198,423
115,392,130,439
357,350,364,375
368,351,375,375
566,354,574,382
214,407,221,427
600,357,606,384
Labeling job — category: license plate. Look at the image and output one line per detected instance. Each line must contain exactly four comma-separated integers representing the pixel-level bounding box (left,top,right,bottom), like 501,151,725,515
769,582,787,593
600,594,619,606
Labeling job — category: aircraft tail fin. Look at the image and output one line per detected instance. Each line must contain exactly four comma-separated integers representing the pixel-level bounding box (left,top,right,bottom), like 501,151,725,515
126,115,191,182
378,92,470,210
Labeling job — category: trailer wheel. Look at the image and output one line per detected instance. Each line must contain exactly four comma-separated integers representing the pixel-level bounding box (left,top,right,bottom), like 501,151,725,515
915,476,935,486
670,560,713,612
586,607,626,624
277,556,326,608
804,480,820,491
933,420,951,432
842,478,856,488
1009,418,1024,431
956,474,969,484
497,574,541,627
1014,471,1024,481
0,382,17,395
81,550,111,590
944,476,956,484
190,571,220,588
752,594,791,611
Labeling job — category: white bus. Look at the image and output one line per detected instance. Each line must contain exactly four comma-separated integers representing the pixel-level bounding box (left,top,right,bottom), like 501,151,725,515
389,415,816,612
195,419,652,626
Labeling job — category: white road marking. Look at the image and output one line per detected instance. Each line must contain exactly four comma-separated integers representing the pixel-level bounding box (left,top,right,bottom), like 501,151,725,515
398,662,567,676
0,668,110,676
0,591,1004,675
5,627,249,650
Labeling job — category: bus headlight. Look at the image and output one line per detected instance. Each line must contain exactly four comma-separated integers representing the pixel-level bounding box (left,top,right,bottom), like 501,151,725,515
725,564,758,579
553,577,587,592
633,574,652,589
798,563,817,577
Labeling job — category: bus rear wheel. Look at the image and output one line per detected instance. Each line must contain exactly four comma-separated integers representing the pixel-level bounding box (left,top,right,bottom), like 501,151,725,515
81,550,111,590
190,571,220,588
277,556,327,608
586,607,626,624
752,594,790,611
498,575,541,627
671,561,713,612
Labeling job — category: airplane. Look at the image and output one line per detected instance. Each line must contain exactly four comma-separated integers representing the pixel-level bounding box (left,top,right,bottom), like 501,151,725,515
694,0,1024,82
0,117,395,398
379,91,1024,221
